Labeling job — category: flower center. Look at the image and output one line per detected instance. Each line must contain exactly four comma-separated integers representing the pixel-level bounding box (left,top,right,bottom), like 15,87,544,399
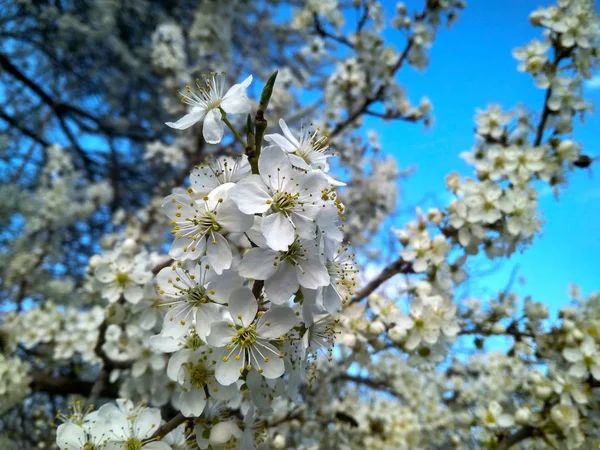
185,331,203,350
280,240,305,266
82,443,97,450
272,191,298,213
484,412,496,425
187,286,210,306
184,361,211,389
124,438,143,450
233,326,258,349
116,272,129,286
191,212,221,234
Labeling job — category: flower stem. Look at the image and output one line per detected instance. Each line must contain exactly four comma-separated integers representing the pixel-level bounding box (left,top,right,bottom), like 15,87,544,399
219,108,246,147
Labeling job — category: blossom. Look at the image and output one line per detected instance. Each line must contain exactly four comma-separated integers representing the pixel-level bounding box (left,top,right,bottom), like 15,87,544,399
166,73,252,144
190,155,251,197
477,401,515,429
95,251,152,304
562,337,600,380
318,244,358,314
238,238,330,305
56,421,108,450
206,287,298,385
167,346,238,417
163,183,253,273
229,146,327,251
97,399,171,450
264,119,343,185
155,261,242,339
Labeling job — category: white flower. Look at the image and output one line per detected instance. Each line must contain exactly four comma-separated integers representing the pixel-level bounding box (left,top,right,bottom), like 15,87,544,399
155,261,242,339
190,155,251,197
166,73,253,144
238,238,330,305
477,401,515,429
229,146,327,251
95,252,152,304
264,119,343,186
163,183,253,273
97,399,171,450
318,244,358,314
562,336,600,380
167,346,238,417
56,421,108,450
206,287,298,385
163,424,189,450
475,105,511,140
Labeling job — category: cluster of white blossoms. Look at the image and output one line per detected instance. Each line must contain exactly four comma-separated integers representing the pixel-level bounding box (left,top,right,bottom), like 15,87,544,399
153,72,356,413
0,355,30,415
25,145,113,234
4,302,104,363
0,0,595,448
51,71,357,450
56,399,180,450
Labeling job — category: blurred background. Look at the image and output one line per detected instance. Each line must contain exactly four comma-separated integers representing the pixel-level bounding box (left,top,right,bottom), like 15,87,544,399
0,0,598,447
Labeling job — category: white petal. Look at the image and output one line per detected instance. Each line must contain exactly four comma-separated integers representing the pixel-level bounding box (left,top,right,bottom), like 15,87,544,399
287,153,312,171
228,287,258,327
296,258,329,289
124,284,144,304
279,118,300,147
149,334,181,353
167,349,191,381
262,212,295,251
56,423,87,450
206,321,237,347
258,146,293,191
215,354,244,385
256,306,298,338
133,408,162,440
252,343,285,379
217,199,254,233
95,263,115,283
238,247,279,280
179,388,207,417
264,133,297,153
206,232,232,275
265,263,299,305
221,75,253,114
102,284,122,303
203,109,224,144
166,109,206,130
229,176,272,214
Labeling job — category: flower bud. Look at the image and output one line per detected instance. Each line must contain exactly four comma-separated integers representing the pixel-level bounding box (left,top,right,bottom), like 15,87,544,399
272,434,286,449
446,172,460,192
121,238,138,254
515,408,531,424
368,321,386,336
427,208,443,225
491,323,506,334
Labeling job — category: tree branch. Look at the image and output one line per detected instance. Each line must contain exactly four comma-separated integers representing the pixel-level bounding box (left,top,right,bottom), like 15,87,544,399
151,413,186,439
349,258,413,305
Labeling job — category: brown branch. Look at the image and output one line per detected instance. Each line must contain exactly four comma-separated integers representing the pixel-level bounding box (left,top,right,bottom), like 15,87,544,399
349,258,413,305
329,38,415,138
496,426,535,450
151,413,186,439
0,109,50,147
533,47,572,147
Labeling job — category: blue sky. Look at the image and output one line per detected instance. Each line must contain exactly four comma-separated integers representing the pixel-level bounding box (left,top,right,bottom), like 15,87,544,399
366,0,600,315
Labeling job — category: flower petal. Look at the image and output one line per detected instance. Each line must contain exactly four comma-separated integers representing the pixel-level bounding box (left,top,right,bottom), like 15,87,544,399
256,306,297,338
262,212,295,251
228,287,258,327
203,109,224,144
166,109,206,130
